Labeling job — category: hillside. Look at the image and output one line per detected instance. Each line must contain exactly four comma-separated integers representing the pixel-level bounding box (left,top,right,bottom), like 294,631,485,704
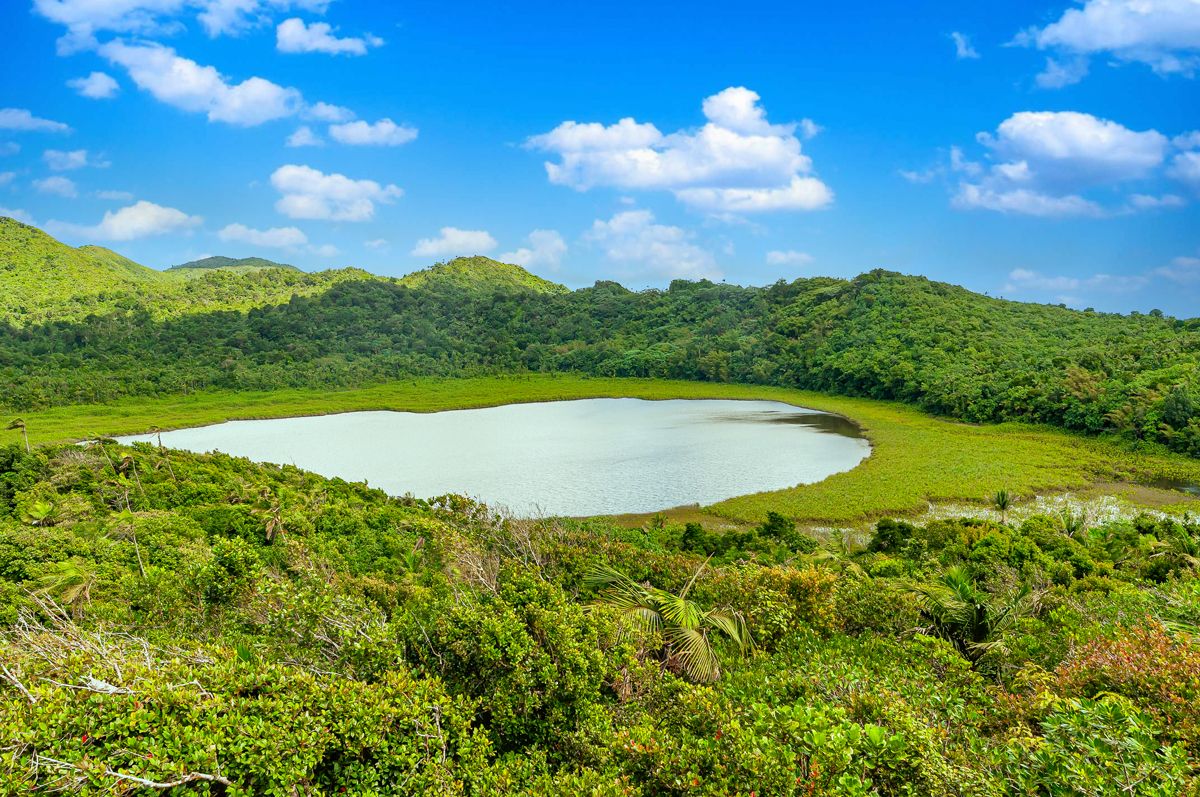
0,217,164,325
1,220,1198,455
0,217,371,325
168,255,300,272
398,255,568,295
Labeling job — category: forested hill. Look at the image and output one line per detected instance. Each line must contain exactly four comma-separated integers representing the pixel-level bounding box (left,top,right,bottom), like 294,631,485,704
0,217,372,326
167,255,300,272
1,219,1198,455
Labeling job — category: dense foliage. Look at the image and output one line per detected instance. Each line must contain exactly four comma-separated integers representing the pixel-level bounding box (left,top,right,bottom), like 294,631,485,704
2,442,1199,793
2,235,1198,454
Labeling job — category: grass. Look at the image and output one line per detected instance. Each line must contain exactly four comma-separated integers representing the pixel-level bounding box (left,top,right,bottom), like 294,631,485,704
4,374,1199,524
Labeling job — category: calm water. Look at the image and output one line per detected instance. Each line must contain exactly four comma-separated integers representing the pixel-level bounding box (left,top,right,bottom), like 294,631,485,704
118,399,870,516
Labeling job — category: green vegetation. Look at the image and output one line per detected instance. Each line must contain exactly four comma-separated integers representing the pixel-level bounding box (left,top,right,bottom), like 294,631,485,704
2,220,1197,456
397,255,568,295
167,255,300,272
0,217,373,326
4,376,1198,524
3,441,1200,793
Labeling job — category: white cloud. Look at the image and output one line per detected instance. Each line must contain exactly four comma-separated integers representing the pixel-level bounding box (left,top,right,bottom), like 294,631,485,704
48,200,202,240
798,118,822,140
0,143,19,156
952,111,1175,216
364,238,388,250
1126,192,1186,209
270,164,402,222
286,125,323,147
276,17,381,55
99,41,302,126
766,249,814,266
1155,255,1200,284
218,222,307,248
950,31,980,59
0,172,13,186
500,229,567,270
1175,130,1200,149
953,183,1104,217
1017,0,1200,81
585,210,720,280
0,207,35,224
67,71,120,99
1034,56,1091,88
411,227,498,257
44,148,106,170
34,176,79,198
527,86,832,214
309,243,338,257
329,119,418,147
303,101,354,122
1004,267,1150,299
1170,150,1200,190
0,108,71,133
96,189,134,201
32,0,334,50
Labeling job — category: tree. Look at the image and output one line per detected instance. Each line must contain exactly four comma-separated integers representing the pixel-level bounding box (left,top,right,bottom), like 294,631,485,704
6,418,29,453
993,489,1011,524
586,560,751,682
910,566,1042,666
38,559,95,619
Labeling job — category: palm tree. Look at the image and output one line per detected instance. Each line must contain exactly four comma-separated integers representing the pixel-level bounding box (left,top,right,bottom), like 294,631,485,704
20,499,59,527
993,489,1011,524
6,418,29,453
586,560,751,682
909,566,1042,666
39,559,95,619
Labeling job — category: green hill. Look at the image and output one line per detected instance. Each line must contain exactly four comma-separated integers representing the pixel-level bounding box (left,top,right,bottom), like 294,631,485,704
0,217,372,325
168,255,300,272
0,217,165,324
397,256,568,295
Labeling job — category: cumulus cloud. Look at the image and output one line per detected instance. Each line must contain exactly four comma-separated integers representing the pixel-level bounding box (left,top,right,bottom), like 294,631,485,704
0,143,19,156
585,210,720,280
34,176,79,198
277,17,382,55
270,164,402,222
44,148,107,170
411,227,498,257
303,101,354,122
0,108,71,133
99,41,302,126
48,200,202,240
951,111,1178,217
950,31,980,59
1016,0,1200,83
527,86,832,214
286,126,323,147
96,189,134,201
217,222,307,248
1170,150,1200,190
766,249,814,266
364,238,388,250
1034,56,1090,88
500,229,567,270
67,71,120,99
329,119,418,147
33,0,334,51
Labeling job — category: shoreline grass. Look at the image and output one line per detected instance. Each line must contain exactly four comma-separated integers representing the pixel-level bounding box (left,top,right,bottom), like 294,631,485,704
4,374,1198,524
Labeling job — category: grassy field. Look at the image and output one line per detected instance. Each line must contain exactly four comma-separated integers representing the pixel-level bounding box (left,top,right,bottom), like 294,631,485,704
4,374,1199,524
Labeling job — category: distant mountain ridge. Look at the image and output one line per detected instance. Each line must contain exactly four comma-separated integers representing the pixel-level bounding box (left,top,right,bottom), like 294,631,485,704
168,255,300,272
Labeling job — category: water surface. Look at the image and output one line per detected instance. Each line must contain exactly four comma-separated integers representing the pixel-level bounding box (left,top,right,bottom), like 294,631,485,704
120,398,870,516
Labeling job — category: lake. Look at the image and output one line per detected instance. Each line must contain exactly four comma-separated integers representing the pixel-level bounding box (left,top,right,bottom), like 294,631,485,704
118,398,870,516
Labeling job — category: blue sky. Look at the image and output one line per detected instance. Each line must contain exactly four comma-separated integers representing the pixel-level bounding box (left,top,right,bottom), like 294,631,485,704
1,1,1198,315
